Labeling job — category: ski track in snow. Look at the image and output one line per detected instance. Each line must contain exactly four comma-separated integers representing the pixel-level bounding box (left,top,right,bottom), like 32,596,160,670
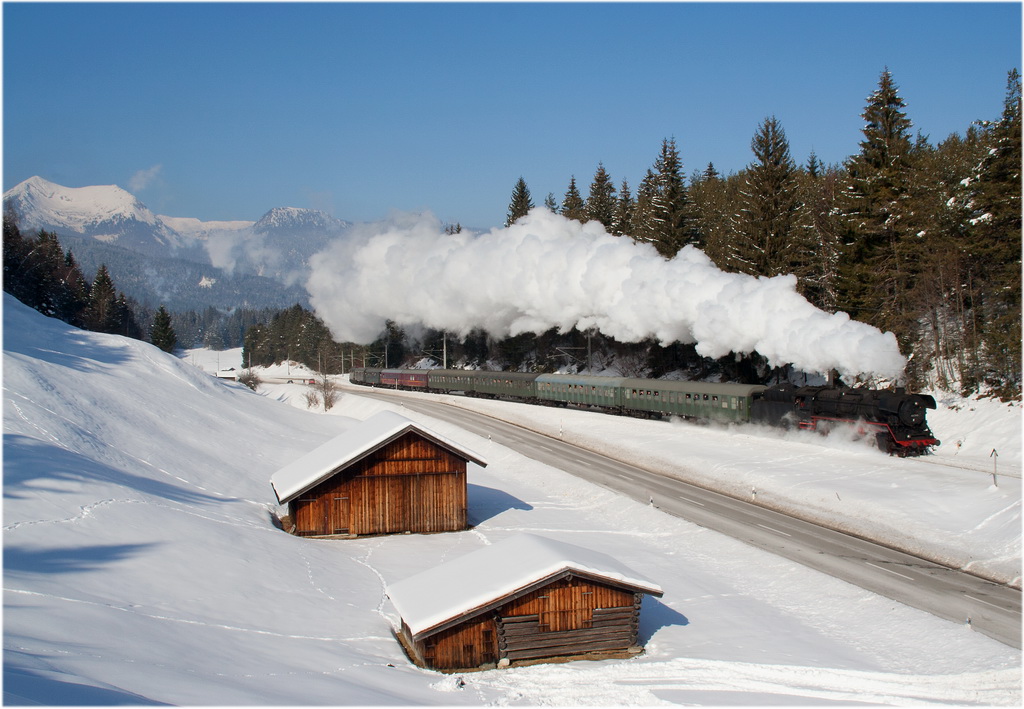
4,587,392,645
351,541,393,621
3,497,143,532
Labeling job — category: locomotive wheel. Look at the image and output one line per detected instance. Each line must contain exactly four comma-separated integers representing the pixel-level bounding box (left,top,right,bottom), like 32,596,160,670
875,432,896,455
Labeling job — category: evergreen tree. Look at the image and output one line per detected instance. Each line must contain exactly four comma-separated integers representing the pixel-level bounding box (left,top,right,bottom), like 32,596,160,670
965,68,1022,392
796,163,844,312
150,305,178,352
690,164,740,266
611,178,634,236
585,162,617,228
56,251,90,327
242,322,273,368
83,265,119,333
650,137,691,257
728,116,802,277
543,192,558,212
114,293,144,339
630,169,658,244
505,176,534,226
806,151,822,178
839,69,916,333
560,176,586,222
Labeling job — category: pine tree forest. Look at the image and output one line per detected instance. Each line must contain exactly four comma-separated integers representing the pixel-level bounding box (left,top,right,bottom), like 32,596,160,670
506,69,1022,398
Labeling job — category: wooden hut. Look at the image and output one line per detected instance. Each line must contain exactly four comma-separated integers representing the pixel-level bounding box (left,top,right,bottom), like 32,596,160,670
270,411,486,537
387,534,663,671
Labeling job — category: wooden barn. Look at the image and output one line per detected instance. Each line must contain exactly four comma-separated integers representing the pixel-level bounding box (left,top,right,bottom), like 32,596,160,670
270,411,486,537
387,534,663,672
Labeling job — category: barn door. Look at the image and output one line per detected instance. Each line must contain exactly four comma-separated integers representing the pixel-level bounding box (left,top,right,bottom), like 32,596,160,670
331,495,350,535
294,497,324,536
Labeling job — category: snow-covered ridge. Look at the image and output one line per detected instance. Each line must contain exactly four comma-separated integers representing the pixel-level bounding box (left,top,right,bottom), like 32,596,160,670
158,214,254,237
5,175,161,231
253,205,350,232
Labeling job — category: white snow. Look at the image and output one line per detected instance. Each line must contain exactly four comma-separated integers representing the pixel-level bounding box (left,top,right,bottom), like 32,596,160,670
387,532,663,638
3,294,1021,705
269,409,486,504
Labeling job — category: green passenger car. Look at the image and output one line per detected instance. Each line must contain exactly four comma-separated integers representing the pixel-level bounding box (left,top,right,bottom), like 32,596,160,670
535,374,626,409
620,379,766,423
470,371,541,400
428,370,478,392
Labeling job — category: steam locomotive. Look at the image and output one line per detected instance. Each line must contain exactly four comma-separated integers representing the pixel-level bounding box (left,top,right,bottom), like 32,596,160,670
349,368,939,456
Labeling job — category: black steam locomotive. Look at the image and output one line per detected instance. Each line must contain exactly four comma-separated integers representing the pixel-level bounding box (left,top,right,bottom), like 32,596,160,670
750,383,939,455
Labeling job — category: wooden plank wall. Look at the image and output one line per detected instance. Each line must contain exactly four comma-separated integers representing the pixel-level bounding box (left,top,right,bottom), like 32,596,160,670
411,614,498,670
502,576,636,629
409,576,643,671
290,432,468,536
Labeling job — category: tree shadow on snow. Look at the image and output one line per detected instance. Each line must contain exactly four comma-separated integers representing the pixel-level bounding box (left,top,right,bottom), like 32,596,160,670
638,596,690,644
466,483,533,525
3,434,233,505
3,662,167,706
4,326,135,371
4,543,157,575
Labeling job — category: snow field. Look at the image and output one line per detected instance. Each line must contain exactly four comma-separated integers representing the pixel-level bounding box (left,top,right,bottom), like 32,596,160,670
3,299,1020,705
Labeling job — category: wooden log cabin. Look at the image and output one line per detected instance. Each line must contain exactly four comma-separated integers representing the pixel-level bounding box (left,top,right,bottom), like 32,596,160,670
387,534,663,671
270,411,486,537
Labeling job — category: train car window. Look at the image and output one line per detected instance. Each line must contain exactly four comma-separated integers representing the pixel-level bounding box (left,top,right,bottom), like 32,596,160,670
712,396,718,402
686,393,691,400
703,394,709,401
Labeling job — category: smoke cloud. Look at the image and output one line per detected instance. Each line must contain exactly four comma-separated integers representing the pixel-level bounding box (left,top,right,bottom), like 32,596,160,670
306,208,906,380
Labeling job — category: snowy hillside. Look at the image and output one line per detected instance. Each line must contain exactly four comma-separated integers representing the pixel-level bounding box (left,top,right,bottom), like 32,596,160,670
4,296,1020,705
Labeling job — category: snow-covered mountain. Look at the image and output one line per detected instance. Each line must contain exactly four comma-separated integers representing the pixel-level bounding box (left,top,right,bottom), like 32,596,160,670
3,176,188,255
202,206,351,284
253,205,349,234
3,176,352,310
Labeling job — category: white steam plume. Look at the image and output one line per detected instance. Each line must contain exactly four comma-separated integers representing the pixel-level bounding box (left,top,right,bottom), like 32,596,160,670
306,208,906,380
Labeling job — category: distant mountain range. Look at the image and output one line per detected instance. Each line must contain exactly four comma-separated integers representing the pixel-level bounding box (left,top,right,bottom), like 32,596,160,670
3,176,352,311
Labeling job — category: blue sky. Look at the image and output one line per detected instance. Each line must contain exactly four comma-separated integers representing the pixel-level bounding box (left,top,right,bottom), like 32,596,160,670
4,2,1021,229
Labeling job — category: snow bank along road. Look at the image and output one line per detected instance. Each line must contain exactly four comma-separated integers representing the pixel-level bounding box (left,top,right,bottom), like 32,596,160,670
351,386,1021,649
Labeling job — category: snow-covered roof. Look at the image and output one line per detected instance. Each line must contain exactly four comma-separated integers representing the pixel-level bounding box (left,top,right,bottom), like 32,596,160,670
270,410,486,504
387,533,663,639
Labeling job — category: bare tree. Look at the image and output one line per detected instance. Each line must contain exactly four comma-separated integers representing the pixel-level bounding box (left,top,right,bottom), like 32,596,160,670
311,372,339,412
